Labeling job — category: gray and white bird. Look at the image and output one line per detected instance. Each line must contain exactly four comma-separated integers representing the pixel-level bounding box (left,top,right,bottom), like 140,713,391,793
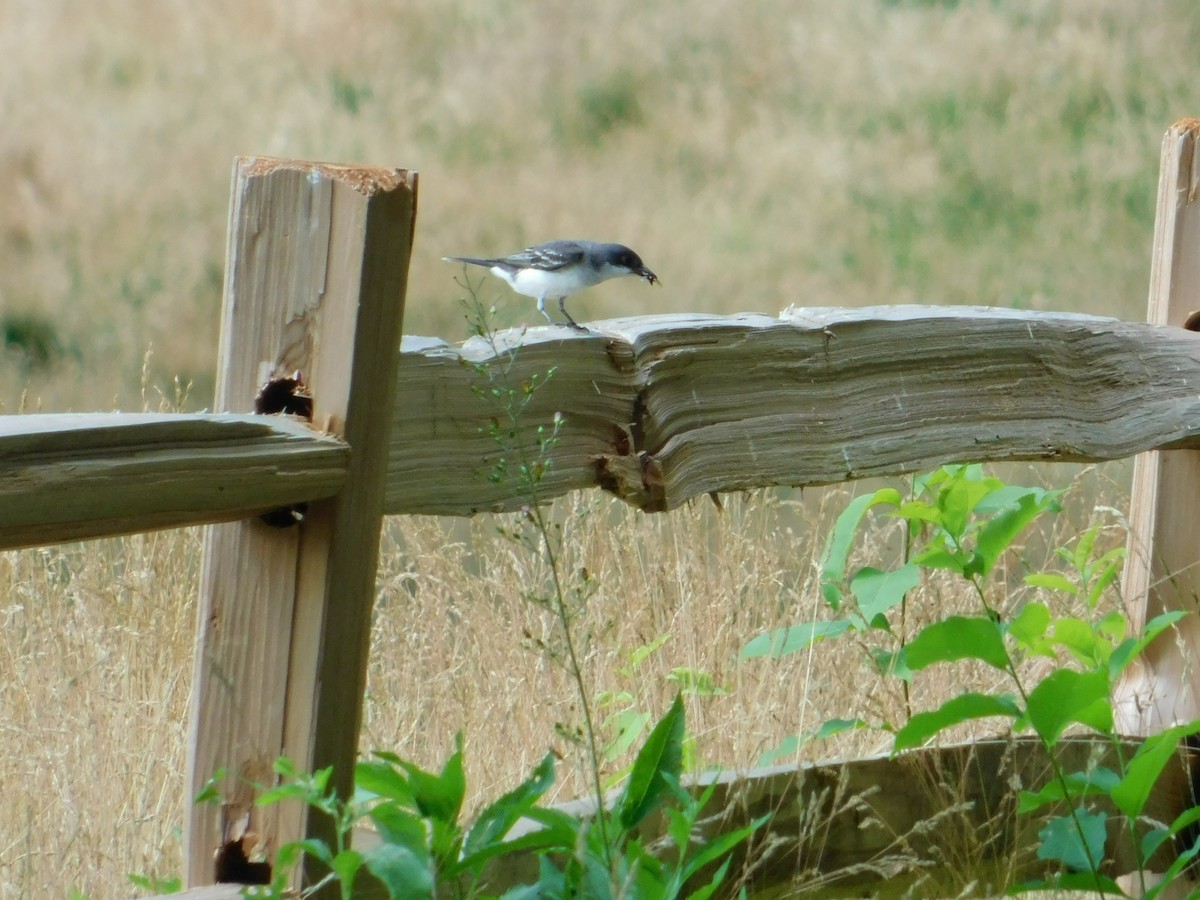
444,239,658,330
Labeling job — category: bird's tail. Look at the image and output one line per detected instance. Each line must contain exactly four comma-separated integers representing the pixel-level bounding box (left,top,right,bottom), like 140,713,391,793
442,256,496,267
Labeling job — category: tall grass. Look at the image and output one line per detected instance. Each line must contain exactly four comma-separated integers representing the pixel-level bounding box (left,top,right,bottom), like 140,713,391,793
2,1,1196,408
1,0,1194,896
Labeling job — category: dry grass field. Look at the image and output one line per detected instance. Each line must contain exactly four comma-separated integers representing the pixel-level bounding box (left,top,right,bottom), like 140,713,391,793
3,1,1199,897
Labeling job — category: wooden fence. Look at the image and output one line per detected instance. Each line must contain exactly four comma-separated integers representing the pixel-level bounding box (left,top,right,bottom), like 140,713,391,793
5,120,1200,897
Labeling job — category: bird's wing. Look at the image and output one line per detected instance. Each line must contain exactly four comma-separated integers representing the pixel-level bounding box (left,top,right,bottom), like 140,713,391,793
504,241,587,271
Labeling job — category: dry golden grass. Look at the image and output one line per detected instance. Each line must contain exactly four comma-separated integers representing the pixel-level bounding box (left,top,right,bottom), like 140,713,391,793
2,0,1196,896
1,463,1129,897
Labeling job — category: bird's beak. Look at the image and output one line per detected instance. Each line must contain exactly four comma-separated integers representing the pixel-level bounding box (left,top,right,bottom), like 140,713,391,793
638,267,659,286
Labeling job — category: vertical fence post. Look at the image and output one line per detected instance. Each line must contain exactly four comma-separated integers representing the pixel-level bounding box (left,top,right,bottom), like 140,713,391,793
1118,119,1200,733
184,157,417,886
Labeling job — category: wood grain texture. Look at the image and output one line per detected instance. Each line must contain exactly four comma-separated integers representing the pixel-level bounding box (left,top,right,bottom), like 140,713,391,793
386,306,1200,515
1118,119,1200,735
184,157,416,888
0,412,346,549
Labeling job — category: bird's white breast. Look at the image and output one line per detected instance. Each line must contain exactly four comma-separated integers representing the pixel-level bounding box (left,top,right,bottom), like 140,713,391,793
499,265,600,299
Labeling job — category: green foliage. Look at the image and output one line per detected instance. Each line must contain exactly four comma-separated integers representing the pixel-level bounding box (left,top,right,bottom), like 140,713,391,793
743,463,1199,895
247,696,760,899
128,872,182,895
330,72,374,115
597,636,724,782
2,312,66,371
549,70,645,148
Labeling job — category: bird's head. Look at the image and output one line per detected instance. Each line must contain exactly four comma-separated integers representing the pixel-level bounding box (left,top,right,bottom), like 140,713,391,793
604,244,658,286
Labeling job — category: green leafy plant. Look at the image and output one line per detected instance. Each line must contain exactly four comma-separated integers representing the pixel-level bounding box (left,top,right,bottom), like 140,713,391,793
459,286,762,897
246,736,564,899
243,696,759,899
597,636,727,784
743,464,1200,896
128,872,182,895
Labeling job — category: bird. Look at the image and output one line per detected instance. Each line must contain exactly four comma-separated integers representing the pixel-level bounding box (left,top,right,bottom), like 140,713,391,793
443,239,658,330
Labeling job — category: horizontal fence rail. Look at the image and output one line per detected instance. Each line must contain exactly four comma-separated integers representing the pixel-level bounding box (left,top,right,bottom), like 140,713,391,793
0,412,347,549
5,306,1200,552
386,306,1200,515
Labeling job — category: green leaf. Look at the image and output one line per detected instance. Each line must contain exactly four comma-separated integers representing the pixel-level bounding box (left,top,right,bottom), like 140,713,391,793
362,841,435,899
974,492,1053,576
900,615,1009,673
683,856,732,900
1026,669,1112,743
740,619,852,659
1072,523,1100,575
935,469,994,541
193,768,227,805
871,646,913,681
602,709,651,762
401,737,466,825
893,693,1020,751
1007,602,1052,654
1052,616,1102,666
620,694,685,831
975,483,1057,515
1108,610,1188,680
367,803,428,850
667,667,727,696
678,815,768,883
1145,807,1200,892
356,759,416,807
280,838,334,866
256,782,320,806
1024,572,1078,595
894,499,943,527
623,634,671,675
330,849,363,894
1111,722,1200,819
462,752,556,862
758,719,868,766
1017,767,1120,813
820,489,903,608
851,564,920,626
1036,808,1107,872
1086,548,1125,608
758,734,801,766
912,543,967,573
1097,611,1127,643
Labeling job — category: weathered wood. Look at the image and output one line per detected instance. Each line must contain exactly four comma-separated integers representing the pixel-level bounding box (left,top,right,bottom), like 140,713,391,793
1118,118,1200,734
143,888,242,900
0,412,346,549
152,736,1196,899
385,307,1200,515
7,307,1200,548
184,157,416,889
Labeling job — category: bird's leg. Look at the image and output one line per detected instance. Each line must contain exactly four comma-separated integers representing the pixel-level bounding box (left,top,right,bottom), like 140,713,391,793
536,294,557,325
559,297,588,331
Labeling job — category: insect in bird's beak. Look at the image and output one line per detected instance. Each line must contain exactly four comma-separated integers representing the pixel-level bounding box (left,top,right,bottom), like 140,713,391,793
640,268,659,286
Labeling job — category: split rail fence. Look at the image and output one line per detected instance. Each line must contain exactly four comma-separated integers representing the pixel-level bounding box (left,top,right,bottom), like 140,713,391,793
8,120,1200,896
